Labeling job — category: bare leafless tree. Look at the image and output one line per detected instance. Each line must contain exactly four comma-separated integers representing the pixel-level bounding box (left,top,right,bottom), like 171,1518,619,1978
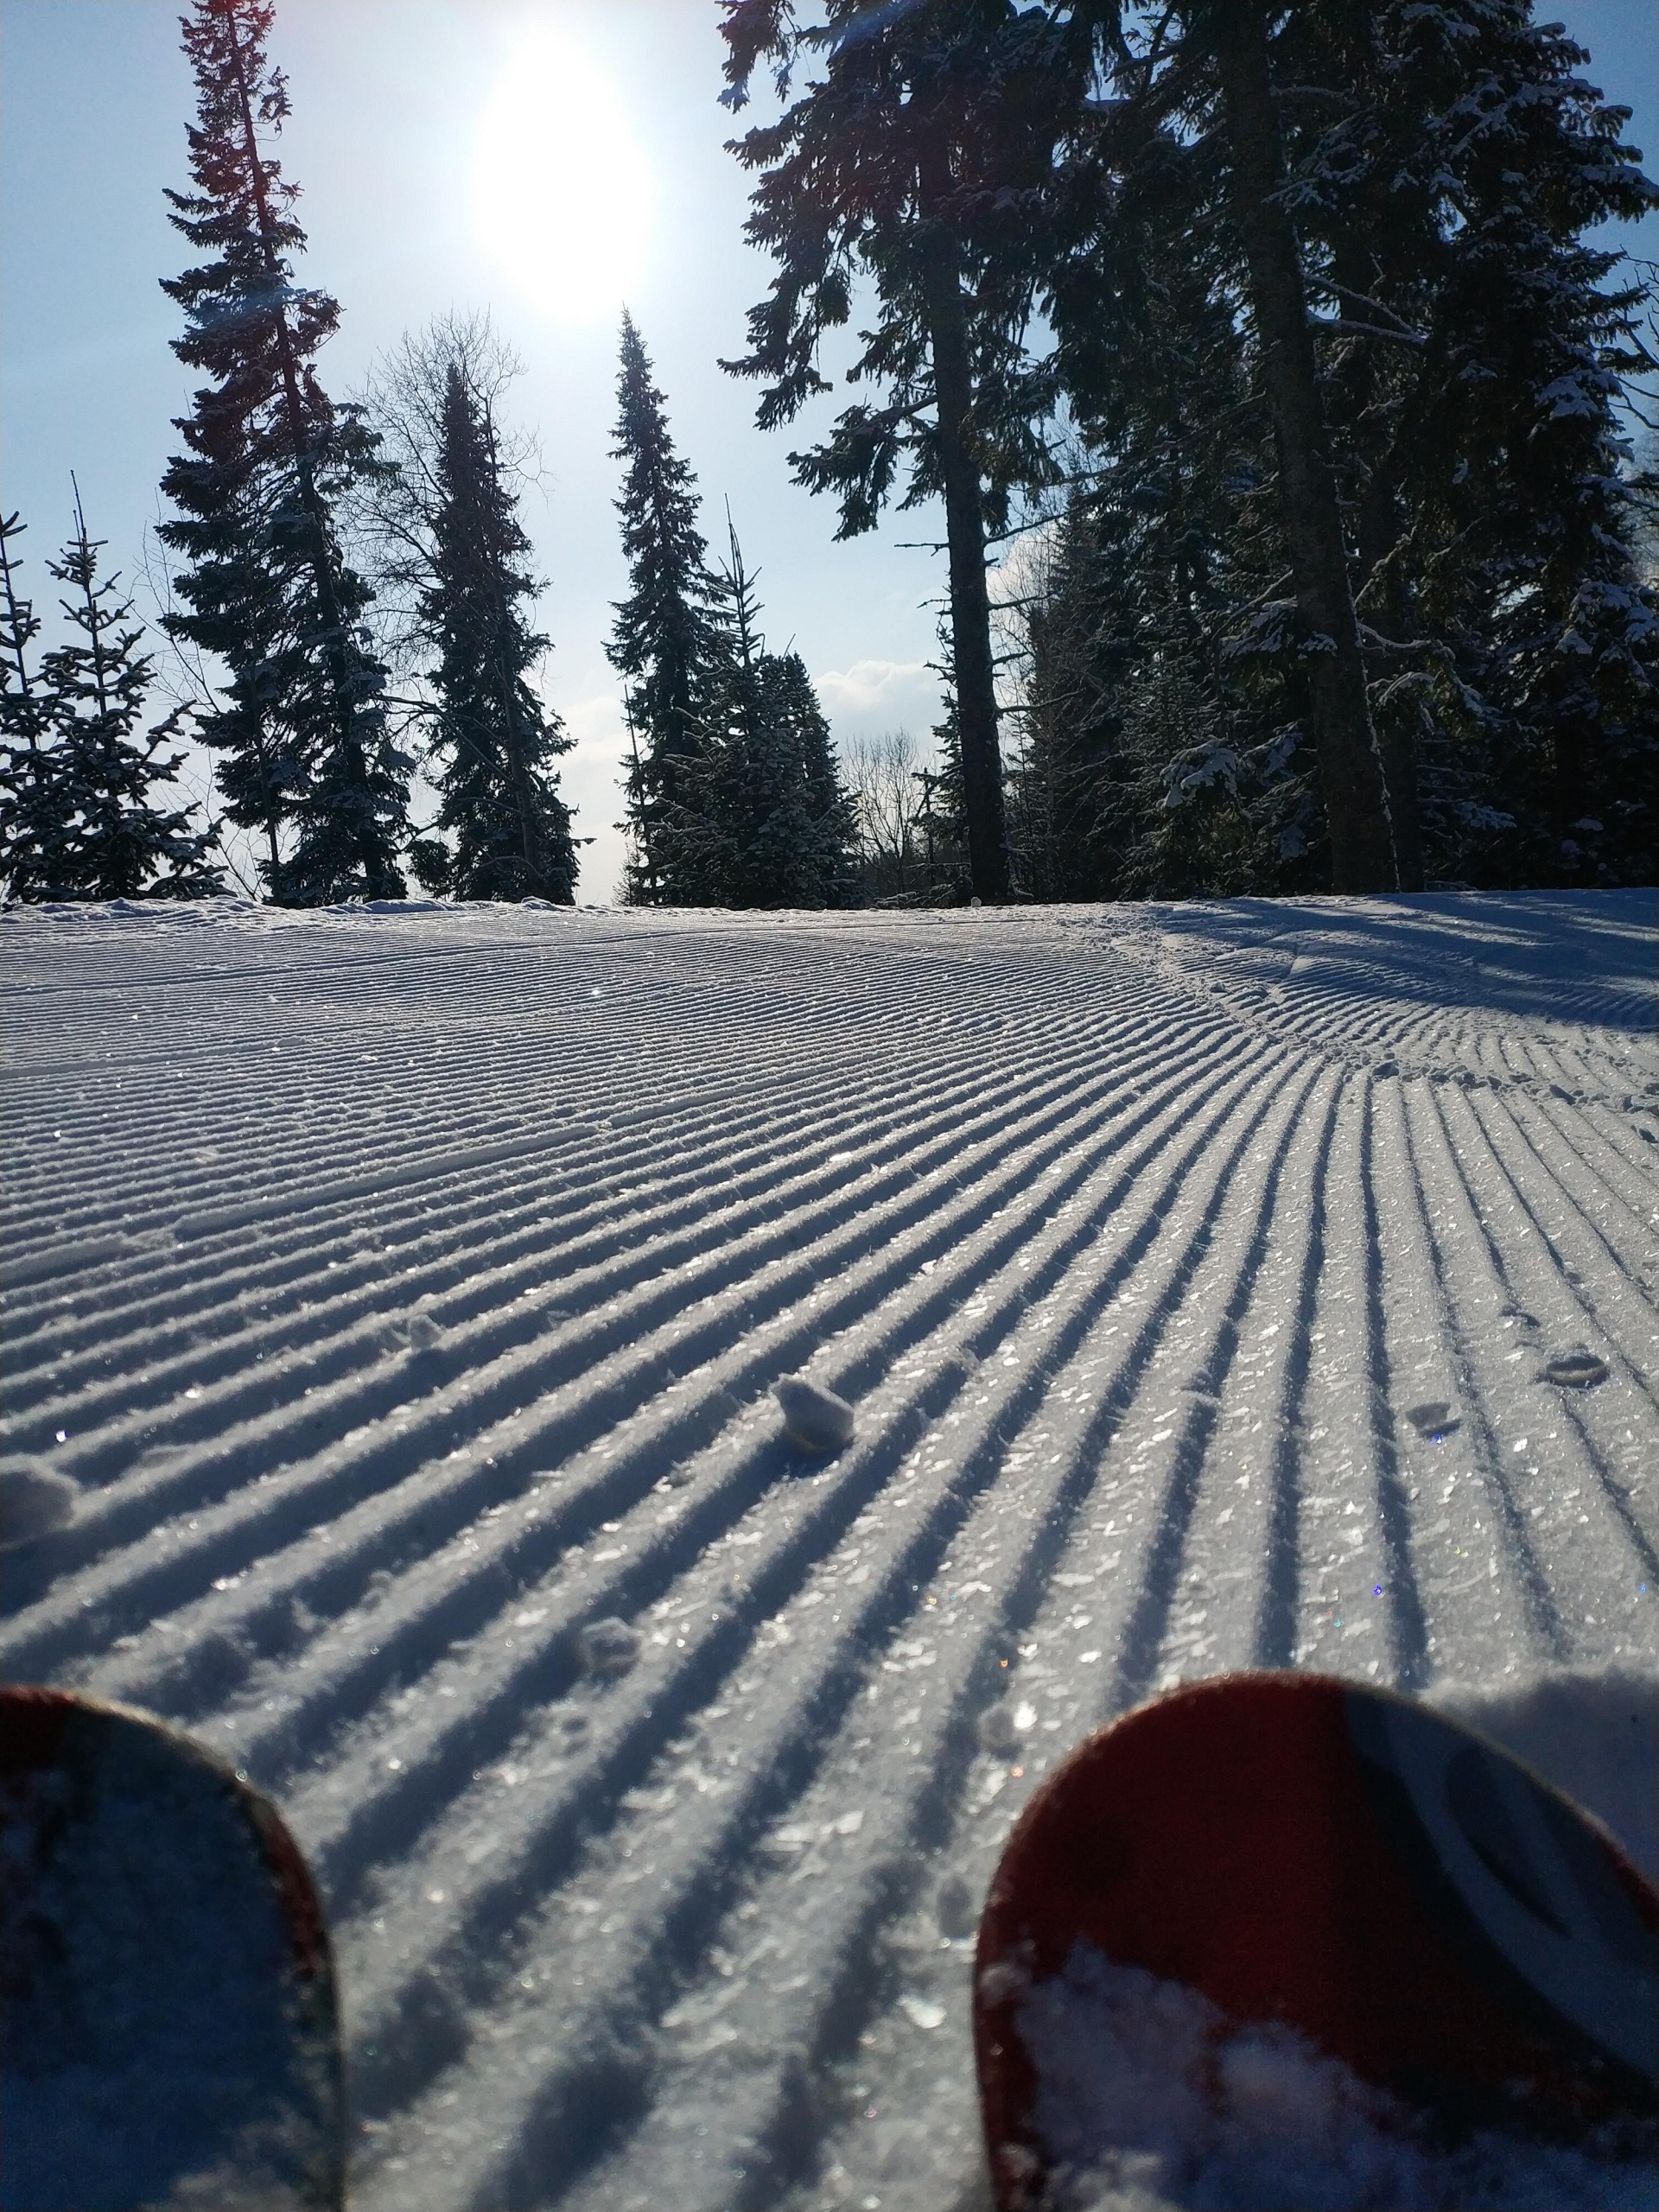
347,313,542,683
841,728,928,899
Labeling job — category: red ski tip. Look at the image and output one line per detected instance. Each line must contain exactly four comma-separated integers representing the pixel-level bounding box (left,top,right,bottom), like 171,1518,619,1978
974,1671,1659,2210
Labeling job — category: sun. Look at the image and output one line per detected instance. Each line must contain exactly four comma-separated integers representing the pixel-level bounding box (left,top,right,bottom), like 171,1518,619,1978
472,28,652,325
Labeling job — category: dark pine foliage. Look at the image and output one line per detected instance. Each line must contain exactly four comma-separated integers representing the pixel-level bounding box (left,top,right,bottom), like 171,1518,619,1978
1,505,220,902
1010,0,1659,897
663,524,860,908
41,497,223,899
158,0,410,904
760,647,862,907
719,0,1083,902
1338,0,1659,889
412,362,577,902
607,313,723,905
0,514,74,901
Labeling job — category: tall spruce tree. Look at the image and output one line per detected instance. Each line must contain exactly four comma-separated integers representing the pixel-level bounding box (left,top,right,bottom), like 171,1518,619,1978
417,360,577,901
720,0,1079,903
1198,0,1398,892
607,313,722,905
158,0,410,903
1007,0,1657,896
1342,0,1659,887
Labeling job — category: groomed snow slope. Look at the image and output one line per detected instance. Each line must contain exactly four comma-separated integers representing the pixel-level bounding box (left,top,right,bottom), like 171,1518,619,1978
2,889,1656,2212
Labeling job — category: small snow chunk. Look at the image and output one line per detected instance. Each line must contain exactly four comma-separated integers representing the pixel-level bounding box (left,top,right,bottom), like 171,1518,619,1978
0,1459,79,1549
977,1700,1021,1756
772,1374,855,1455
900,1994,946,2031
830,1808,864,1836
405,1313,444,1351
1404,1400,1460,1441
578,1617,641,1678
1541,1348,1608,1389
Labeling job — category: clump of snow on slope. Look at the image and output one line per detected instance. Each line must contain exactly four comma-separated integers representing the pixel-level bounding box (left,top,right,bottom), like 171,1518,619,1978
976,1699,1028,1756
772,1372,856,1453
1428,1667,1659,1884
1014,1948,1657,2212
1538,1347,1610,1389
402,1312,445,1353
0,1459,79,1549
577,1617,642,1679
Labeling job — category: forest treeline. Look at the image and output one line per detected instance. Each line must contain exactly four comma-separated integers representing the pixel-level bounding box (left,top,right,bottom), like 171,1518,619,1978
3,0,1656,908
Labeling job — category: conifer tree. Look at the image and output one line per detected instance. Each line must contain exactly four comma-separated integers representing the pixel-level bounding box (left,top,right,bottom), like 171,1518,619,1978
1,503,222,901
1345,0,1659,887
0,514,75,901
1198,0,1398,892
689,528,773,905
1009,0,1657,896
675,524,859,908
607,313,721,904
158,0,409,903
39,491,222,899
416,360,576,901
916,620,970,899
720,0,1078,904
761,649,861,906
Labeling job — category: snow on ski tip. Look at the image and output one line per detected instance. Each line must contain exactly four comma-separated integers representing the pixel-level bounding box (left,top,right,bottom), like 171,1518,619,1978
0,887,1654,2212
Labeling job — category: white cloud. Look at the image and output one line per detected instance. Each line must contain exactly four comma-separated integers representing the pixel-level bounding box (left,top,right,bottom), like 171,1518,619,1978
814,658,942,734
556,690,632,904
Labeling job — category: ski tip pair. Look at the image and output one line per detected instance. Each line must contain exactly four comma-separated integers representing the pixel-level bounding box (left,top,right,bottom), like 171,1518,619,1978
3,1671,1656,2210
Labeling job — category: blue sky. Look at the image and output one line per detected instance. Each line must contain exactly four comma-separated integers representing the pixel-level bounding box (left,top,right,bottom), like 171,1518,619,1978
3,1,1655,898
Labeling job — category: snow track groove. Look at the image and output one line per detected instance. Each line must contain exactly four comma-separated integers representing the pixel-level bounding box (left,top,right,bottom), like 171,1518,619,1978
2,888,1654,2212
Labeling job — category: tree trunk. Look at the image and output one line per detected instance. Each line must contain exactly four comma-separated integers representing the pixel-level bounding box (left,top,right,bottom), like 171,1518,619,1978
1210,3,1397,893
918,149,1011,904
1355,452,1425,891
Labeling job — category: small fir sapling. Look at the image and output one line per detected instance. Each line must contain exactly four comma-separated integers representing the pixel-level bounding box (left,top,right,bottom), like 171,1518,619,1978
37,487,222,899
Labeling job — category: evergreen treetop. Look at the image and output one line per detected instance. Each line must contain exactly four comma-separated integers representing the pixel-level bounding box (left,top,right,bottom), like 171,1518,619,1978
1,498,221,903
41,489,224,900
0,513,75,902
719,0,1085,902
667,520,859,909
158,0,409,902
417,356,577,902
607,311,722,904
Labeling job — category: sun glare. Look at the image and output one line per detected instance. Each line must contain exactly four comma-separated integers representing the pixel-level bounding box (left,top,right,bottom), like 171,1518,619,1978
472,29,652,324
